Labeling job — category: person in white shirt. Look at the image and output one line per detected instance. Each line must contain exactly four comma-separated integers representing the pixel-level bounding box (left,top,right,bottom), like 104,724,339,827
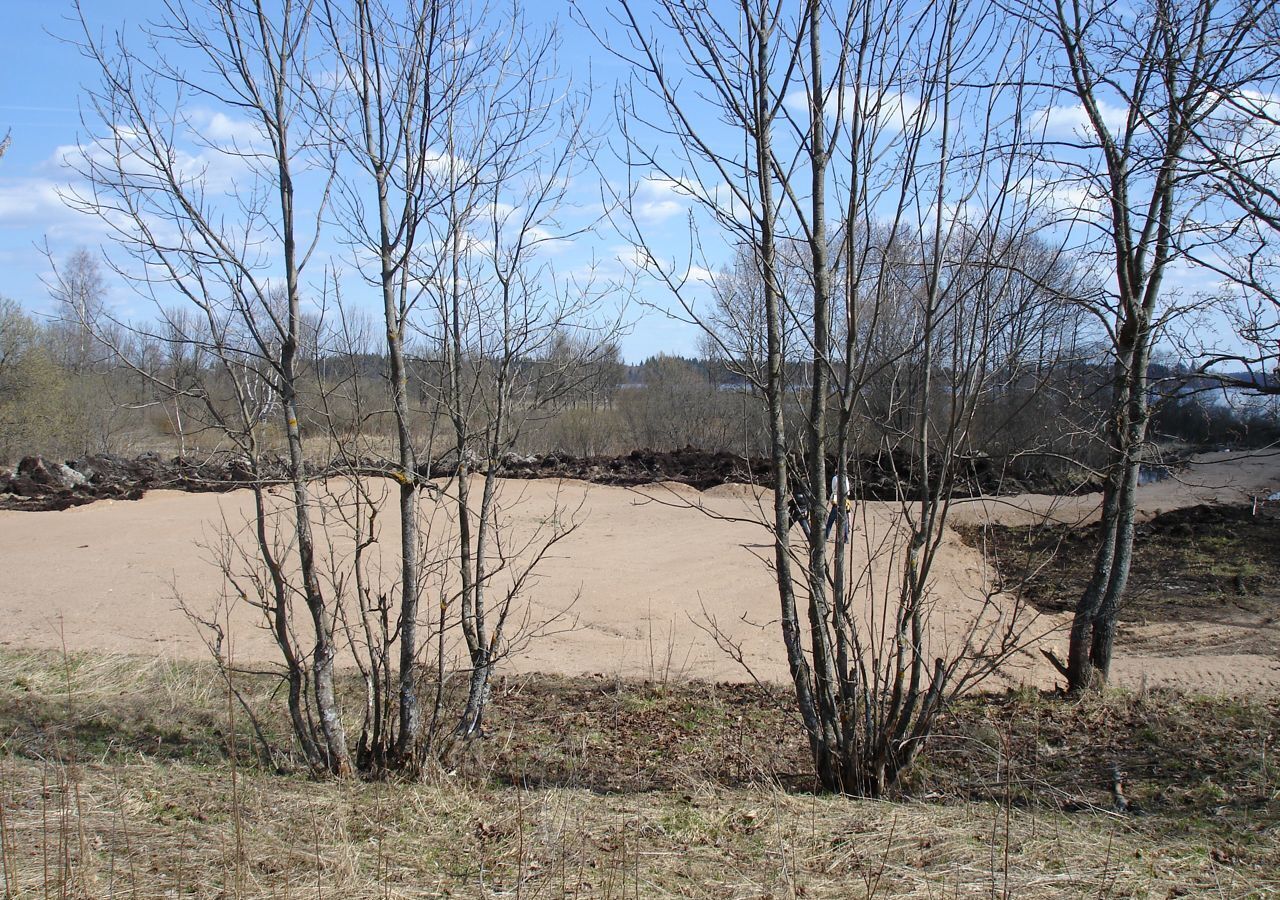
824,471,852,540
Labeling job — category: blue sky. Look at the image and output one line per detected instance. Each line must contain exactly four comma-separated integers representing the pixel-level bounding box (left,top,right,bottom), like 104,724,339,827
0,2,112,307
0,0,715,361
0,0,1266,366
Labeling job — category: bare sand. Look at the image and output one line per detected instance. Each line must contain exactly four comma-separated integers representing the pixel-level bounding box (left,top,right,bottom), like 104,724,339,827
2,451,1277,694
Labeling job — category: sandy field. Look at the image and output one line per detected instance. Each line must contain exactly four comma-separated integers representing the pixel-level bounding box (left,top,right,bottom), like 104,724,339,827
2,450,1278,694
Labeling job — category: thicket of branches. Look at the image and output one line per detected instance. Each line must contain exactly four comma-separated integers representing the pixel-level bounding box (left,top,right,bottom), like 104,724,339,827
48,0,626,776
1,0,1277,795
584,0,1280,793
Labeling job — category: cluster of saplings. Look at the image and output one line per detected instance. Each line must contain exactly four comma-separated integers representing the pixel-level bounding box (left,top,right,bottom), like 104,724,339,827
4,0,1280,797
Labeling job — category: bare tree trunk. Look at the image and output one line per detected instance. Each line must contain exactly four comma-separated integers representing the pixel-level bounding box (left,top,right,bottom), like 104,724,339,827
603,0,1044,796
1068,332,1151,689
274,11,352,770
1037,0,1268,693
251,479,324,771
282,344,351,775
745,0,822,772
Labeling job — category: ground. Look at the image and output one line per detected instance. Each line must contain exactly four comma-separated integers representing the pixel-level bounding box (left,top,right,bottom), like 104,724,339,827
975,503,1280,685
4,450,1280,693
2,450,1279,896
2,651,1278,897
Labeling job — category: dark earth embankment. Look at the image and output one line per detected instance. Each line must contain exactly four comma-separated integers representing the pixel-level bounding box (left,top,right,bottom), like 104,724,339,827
1,447,1101,511
971,503,1280,665
976,504,1280,624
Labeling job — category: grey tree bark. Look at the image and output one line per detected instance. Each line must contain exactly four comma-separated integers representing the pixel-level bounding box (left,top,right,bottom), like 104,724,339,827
68,0,354,774
600,0,1047,795
1031,0,1275,691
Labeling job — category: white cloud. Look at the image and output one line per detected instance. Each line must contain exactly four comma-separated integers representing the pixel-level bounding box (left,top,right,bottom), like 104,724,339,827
1199,88,1280,190
482,200,519,221
423,148,473,182
52,124,261,196
614,242,714,290
0,175,117,245
685,265,715,286
633,175,693,224
1225,88,1280,122
525,226,572,255
202,111,266,147
1044,180,1109,224
614,242,654,270
0,177,64,220
783,85,927,134
1032,99,1131,139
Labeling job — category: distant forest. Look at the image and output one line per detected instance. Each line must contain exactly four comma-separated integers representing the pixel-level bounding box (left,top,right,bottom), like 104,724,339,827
3,280,1277,473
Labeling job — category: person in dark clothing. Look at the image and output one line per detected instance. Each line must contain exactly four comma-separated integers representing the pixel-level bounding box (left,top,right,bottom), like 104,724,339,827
787,488,812,539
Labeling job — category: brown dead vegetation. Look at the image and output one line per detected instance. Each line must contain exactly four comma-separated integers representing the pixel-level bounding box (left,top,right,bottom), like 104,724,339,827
1,649,1276,897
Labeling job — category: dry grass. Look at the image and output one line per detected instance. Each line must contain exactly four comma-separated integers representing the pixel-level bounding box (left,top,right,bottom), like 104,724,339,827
1,650,1277,898
7,757,1275,898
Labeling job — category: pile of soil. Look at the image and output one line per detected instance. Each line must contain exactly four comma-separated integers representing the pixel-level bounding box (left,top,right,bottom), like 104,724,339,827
0,453,269,511
478,446,1098,497
475,447,773,490
2,446,1099,512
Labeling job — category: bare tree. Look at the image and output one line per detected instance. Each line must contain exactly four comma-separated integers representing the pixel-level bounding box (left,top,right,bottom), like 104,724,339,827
67,0,354,774
413,19,613,736
155,306,206,456
66,0,617,777
1178,7,1280,393
699,242,809,391
317,0,613,763
317,0,459,770
45,248,111,376
40,247,144,455
0,297,69,460
595,0,1049,795
1024,0,1277,691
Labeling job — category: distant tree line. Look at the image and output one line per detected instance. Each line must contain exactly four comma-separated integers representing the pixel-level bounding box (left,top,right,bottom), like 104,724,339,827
5,268,1275,470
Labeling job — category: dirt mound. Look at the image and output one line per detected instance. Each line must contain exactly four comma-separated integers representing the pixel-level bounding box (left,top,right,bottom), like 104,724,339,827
1,448,777,511
981,502,1280,632
477,446,1099,498
2,446,1101,512
481,446,772,490
0,453,263,511
1138,502,1264,537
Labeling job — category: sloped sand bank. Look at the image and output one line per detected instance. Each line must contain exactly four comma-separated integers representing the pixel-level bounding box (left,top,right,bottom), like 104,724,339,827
2,451,1277,694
